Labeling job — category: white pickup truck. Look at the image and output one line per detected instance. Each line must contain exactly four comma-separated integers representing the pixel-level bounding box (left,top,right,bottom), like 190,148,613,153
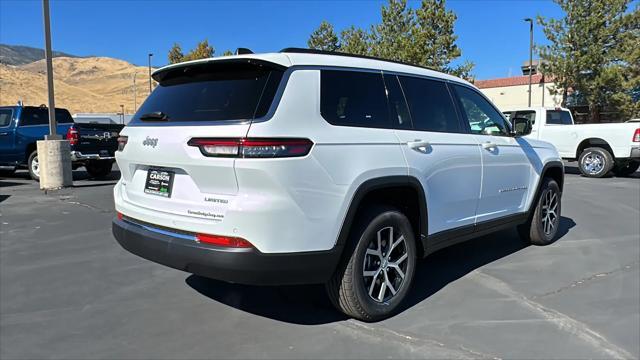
504,107,640,177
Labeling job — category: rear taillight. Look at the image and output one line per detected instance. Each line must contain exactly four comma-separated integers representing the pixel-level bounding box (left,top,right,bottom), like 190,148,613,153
196,233,253,248
188,138,313,158
633,128,640,142
66,127,78,145
117,212,123,220
117,136,128,151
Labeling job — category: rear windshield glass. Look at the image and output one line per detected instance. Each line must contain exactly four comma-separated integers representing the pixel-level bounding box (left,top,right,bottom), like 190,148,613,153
20,108,74,126
546,110,573,125
131,62,283,124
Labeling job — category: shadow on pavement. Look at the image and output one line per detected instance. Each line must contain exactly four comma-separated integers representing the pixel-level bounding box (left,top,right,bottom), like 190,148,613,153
0,194,9,202
187,216,577,325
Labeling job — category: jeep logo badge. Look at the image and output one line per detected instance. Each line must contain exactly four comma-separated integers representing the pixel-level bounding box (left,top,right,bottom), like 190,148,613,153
143,136,158,148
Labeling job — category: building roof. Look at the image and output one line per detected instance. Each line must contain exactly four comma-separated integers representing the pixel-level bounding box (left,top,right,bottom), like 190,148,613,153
474,74,546,89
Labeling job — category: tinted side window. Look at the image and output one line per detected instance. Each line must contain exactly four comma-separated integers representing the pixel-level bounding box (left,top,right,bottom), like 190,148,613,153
399,76,461,133
320,70,390,128
546,110,572,125
453,85,510,136
0,109,12,127
383,75,412,129
20,108,74,126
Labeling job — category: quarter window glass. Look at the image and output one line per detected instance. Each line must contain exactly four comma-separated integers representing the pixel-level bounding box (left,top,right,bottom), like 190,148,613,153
546,110,572,125
453,85,509,136
399,76,461,133
320,70,390,128
20,108,74,126
383,75,412,129
0,109,12,127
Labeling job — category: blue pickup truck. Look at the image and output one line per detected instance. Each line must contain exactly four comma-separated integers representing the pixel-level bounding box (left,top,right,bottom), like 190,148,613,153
0,105,124,181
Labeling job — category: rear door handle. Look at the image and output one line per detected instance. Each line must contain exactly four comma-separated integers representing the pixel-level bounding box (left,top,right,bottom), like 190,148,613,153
0,132,8,136
482,141,497,150
407,140,431,153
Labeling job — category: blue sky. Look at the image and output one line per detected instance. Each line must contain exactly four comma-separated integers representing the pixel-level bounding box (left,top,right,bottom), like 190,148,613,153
1,0,569,80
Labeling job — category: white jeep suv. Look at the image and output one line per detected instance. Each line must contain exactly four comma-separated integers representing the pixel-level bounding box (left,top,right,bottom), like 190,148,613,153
113,48,564,321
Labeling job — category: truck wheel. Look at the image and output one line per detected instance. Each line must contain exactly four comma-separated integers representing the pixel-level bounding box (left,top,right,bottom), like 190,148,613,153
578,147,613,178
85,160,113,178
612,160,640,177
518,178,561,246
28,150,40,181
326,206,417,321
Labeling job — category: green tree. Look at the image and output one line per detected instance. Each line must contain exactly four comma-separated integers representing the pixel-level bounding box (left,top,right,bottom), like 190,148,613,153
340,26,370,55
221,50,234,56
307,0,474,79
168,43,184,64
538,0,639,121
183,39,215,61
370,0,415,61
308,20,340,51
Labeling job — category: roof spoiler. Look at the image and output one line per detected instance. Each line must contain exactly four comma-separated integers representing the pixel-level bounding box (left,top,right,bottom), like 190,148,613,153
152,58,286,83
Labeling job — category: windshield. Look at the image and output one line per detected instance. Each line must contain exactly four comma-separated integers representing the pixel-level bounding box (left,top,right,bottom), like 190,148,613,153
131,62,283,125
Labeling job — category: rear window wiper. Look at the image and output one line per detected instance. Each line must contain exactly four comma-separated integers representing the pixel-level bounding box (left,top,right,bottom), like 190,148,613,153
139,111,169,121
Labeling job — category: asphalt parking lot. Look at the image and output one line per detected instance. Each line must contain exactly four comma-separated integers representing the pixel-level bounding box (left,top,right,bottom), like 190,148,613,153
1,165,639,359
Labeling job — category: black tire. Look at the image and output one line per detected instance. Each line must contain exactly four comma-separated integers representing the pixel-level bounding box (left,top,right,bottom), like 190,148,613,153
27,150,40,181
326,206,417,321
518,178,561,246
578,147,613,178
612,160,640,177
85,160,113,178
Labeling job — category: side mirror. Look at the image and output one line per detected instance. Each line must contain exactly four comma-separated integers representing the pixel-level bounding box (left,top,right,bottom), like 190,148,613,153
511,117,532,137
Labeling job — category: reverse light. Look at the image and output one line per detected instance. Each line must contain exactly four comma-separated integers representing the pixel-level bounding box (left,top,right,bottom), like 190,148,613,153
196,233,253,248
188,138,313,158
66,127,79,146
117,136,128,151
633,128,640,142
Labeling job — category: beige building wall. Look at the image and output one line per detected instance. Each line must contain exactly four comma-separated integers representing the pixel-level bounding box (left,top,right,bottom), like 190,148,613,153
479,82,563,110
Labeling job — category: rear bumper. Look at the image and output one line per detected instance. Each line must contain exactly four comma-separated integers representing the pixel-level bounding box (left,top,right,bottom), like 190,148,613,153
70,151,115,161
112,217,341,285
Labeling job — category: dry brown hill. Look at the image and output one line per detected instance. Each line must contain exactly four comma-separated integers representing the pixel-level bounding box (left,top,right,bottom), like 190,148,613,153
0,57,154,114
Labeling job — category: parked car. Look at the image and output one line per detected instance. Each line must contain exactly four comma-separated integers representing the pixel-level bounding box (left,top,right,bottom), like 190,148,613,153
0,105,124,180
112,48,564,321
503,107,640,177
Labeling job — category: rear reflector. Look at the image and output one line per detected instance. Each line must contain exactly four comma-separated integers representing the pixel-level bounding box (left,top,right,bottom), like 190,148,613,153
196,233,253,248
633,128,640,142
117,212,123,220
188,138,313,158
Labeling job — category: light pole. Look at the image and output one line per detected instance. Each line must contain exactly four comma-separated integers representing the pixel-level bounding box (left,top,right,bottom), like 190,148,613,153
132,72,137,112
148,53,153,94
43,0,57,139
120,104,124,124
524,18,534,107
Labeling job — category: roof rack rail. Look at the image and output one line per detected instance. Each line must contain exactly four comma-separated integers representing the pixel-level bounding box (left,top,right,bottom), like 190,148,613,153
279,47,437,72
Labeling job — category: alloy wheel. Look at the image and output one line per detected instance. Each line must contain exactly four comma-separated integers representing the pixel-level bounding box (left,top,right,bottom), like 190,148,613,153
362,226,409,303
541,189,559,236
582,152,605,175
31,156,40,177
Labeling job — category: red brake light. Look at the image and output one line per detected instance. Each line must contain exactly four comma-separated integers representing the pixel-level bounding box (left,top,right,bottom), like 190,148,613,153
66,127,78,145
196,233,253,248
117,212,123,220
117,136,128,151
188,138,313,158
633,128,640,142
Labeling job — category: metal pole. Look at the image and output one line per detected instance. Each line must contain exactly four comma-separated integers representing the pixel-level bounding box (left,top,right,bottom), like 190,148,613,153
525,18,533,108
120,105,124,125
148,53,153,94
42,0,57,138
133,73,137,112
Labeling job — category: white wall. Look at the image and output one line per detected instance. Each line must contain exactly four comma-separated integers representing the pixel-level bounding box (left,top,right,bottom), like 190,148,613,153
480,82,563,110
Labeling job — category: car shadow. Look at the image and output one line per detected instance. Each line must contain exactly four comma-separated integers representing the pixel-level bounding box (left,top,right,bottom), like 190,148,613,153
186,216,576,325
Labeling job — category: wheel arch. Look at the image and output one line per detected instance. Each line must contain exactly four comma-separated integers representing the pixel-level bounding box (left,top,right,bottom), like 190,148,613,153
24,142,37,164
334,176,428,259
529,161,564,214
576,138,614,159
